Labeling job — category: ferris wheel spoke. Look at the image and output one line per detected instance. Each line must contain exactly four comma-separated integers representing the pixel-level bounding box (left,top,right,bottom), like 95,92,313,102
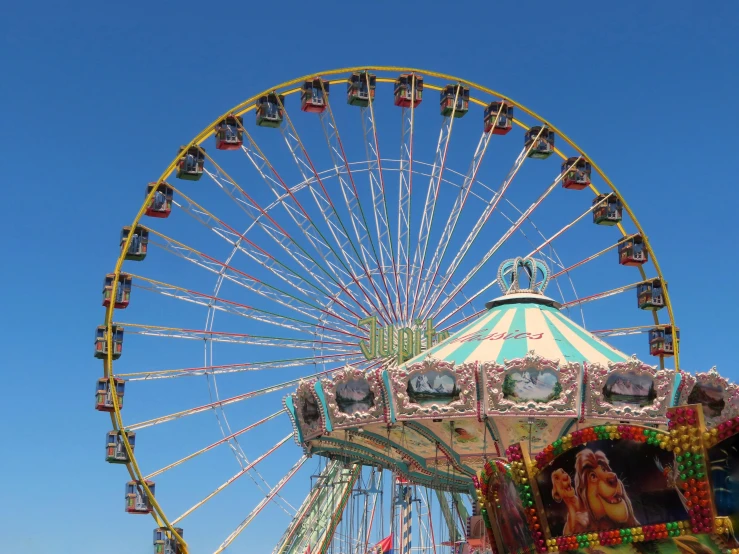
119,323,356,352
130,274,361,341
169,184,344,309
436,308,485,334
360,84,400,310
277,97,395,324
146,411,286,479
426,160,564,324
397,89,418,322
156,188,368,326
215,456,307,554
124,358,378,432
419,140,536,322
414,128,495,316
318,87,397,322
560,280,645,309
550,241,624,280
197,167,367,320
172,435,292,525
591,325,654,338
408,103,459,320
236,128,384,322
237,137,352,285
149,229,356,331
527,194,611,257
118,353,365,381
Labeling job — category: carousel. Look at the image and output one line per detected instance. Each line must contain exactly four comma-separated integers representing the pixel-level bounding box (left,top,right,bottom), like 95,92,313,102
287,257,739,554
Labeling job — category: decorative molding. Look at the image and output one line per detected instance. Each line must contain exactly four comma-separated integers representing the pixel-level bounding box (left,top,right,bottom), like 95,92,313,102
485,350,579,416
678,367,739,428
387,356,478,420
321,366,386,429
347,430,434,476
293,379,324,440
587,355,673,422
284,394,303,446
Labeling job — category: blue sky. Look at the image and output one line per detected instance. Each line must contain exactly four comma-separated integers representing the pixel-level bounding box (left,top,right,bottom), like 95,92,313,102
1,1,738,553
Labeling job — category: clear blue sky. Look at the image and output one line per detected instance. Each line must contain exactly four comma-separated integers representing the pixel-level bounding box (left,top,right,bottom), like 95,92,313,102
1,1,738,553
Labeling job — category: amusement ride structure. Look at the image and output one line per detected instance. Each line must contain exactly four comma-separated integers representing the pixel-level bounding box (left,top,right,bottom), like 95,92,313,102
94,67,738,554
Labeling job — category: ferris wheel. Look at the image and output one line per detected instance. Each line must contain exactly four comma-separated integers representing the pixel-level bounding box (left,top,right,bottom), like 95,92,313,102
94,66,680,554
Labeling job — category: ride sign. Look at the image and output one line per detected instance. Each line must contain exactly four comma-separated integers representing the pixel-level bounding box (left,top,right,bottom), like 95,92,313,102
357,316,450,365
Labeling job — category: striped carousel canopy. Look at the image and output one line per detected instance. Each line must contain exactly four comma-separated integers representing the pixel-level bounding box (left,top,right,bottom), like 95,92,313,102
408,257,629,368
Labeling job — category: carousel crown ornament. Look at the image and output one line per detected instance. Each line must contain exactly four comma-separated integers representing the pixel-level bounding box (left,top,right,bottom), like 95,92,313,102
496,257,551,295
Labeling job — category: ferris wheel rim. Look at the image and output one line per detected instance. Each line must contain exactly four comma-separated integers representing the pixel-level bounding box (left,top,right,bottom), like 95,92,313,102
101,66,679,553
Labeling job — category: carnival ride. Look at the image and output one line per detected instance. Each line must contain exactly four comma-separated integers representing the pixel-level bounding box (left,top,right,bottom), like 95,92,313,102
93,67,738,554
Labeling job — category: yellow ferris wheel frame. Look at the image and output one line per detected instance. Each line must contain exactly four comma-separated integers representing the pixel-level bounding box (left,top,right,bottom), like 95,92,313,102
102,66,679,553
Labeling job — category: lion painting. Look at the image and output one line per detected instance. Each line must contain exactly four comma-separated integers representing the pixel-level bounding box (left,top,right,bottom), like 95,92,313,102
551,468,589,535
574,448,639,530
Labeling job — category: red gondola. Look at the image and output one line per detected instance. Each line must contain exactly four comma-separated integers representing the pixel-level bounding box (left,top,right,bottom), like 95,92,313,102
301,79,329,113
561,157,592,190
214,115,243,150
617,234,648,266
483,101,513,135
102,273,132,309
394,73,423,108
649,326,679,357
144,183,174,218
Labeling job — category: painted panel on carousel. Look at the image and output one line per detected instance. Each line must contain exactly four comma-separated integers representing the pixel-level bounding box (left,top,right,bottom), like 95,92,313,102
586,356,675,422
678,367,739,428
416,419,489,472
292,379,325,441
535,437,688,537
386,357,477,421
321,367,385,429
480,459,538,554
705,416,739,552
494,417,572,455
484,351,579,416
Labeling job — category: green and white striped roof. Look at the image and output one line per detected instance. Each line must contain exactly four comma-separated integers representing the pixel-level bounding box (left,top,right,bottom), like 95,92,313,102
411,294,629,367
